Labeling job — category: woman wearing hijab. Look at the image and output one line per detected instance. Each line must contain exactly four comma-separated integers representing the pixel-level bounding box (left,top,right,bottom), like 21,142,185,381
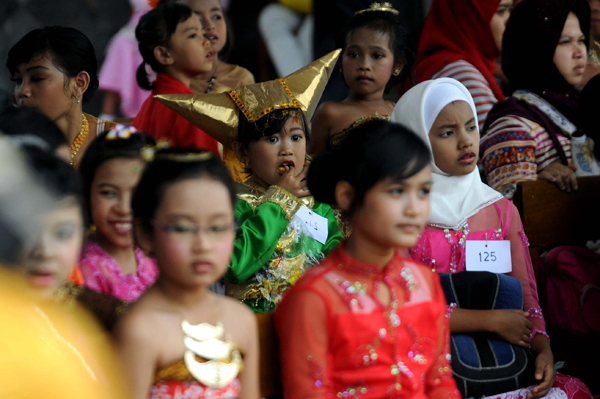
392,77,592,399
480,0,590,199
417,0,511,130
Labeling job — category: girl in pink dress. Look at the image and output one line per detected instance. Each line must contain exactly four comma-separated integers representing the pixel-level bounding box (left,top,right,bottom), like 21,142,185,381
78,125,159,302
392,78,591,399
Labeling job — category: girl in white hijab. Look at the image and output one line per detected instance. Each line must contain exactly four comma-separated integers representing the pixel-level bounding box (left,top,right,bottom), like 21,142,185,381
392,78,569,399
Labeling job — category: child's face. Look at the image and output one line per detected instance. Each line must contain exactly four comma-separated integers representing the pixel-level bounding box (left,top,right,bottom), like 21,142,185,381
90,158,144,250
428,101,479,176
186,0,227,53
351,166,432,249
342,28,396,96
149,177,235,288
490,0,512,52
168,14,214,76
244,115,307,188
23,200,83,298
553,12,587,87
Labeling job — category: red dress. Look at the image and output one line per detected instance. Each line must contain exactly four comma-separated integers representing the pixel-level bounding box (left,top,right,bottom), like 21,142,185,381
275,244,460,399
132,73,219,154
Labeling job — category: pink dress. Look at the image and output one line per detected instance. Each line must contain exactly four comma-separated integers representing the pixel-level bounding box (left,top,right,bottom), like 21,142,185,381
79,241,158,302
409,198,591,399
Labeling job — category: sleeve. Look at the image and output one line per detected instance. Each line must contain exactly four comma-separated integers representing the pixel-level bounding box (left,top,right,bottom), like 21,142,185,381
276,285,330,399
171,116,220,155
424,273,461,399
314,203,344,255
480,117,538,199
226,186,303,284
502,200,548,342
98,37,134,93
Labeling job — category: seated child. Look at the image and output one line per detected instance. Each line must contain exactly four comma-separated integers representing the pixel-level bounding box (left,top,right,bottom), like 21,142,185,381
276,120,460,399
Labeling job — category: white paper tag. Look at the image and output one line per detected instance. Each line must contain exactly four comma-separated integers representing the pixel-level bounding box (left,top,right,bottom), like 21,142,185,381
292,205,329,245
465,240,512,273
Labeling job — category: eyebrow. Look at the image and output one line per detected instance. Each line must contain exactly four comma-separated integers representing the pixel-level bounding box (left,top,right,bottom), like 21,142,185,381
184,26,198,33
437,117,476,129
26,66,50,73
96,183,119,189
211,7,222,12
346,44,388,52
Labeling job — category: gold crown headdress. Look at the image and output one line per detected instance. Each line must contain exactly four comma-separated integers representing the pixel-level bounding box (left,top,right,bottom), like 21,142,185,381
155,49,341,149
355,2,399,15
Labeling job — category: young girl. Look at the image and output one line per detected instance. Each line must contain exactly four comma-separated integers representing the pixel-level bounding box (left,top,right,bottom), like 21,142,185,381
7,26,116,166
78,125,159,302
392,78,591,399
155,50,344,312
276,120,460,399
309,3,406,154
115,148,258,399
131,3,220,154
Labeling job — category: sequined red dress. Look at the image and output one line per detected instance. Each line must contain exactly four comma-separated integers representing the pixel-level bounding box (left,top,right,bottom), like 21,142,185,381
275,244,460,399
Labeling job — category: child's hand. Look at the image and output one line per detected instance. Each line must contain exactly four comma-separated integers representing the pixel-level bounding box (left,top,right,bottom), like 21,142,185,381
277,161,311,198
527,349,555,399
490,309,532,348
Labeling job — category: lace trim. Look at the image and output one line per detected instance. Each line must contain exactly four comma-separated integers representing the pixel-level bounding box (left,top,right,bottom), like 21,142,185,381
526,306,544,319
427,196,502,230
530,329,550,344
258,186,303,221
446,303,457,319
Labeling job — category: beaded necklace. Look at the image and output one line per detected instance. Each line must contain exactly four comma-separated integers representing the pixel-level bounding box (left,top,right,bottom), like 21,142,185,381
70,114,89,166
443,223,470,273
205,61,219,94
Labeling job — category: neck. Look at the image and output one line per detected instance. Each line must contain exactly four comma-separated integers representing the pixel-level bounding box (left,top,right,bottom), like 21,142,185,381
164,67,192,89
156,278,211,309
246,175,270,191
348,88,387,103
94,233,138,271
55,110,83,144
344,231,396,268
194,59,219,82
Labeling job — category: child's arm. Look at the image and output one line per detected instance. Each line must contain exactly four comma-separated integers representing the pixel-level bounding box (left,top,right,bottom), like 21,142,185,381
113,312,160,399
227,187,303,284
229,301,259,399
275,287,329,399
308,102,336,155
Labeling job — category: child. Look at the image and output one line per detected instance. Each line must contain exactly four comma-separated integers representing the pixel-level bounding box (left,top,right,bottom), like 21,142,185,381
309,2,407,154
115,148,259,399
78,125,159,302
392,78,591,399
131,3,220,154
155,50,344,312
276,120,460,399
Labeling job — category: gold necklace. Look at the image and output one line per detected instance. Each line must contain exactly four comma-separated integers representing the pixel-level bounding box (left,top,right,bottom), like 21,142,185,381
70,114,89,166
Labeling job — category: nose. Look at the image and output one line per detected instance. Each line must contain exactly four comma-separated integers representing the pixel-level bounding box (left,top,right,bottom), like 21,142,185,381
458,129,474,149
403,193,418,217
358,56,371,71
114,193,131,216
30,233,52,261
17,81,30,101
574,42,586,59
192,228,212,252
279,139,294,156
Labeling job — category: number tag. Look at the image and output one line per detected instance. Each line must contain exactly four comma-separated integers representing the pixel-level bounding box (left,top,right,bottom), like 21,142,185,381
292,205,329,245
465,240,512,273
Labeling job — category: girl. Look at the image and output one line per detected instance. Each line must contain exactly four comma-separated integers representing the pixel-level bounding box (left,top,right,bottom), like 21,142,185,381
309,3,406,154
277,120,460,399
392,78,591,399
155,50,344,311
132,3,220,154
78,125,159,302
115,148,258,399
417,0,511,130
7,26,117,166
481,0,589,199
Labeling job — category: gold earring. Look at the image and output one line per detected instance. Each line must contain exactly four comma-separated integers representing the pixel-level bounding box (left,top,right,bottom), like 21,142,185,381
393,69,400,76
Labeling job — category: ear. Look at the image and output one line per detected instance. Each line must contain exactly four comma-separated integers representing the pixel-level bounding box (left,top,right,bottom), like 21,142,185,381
335,180,355,212
133,220,154,256
232,141,248,164
154,46,174,67
392,62,405,77
72,71,90,100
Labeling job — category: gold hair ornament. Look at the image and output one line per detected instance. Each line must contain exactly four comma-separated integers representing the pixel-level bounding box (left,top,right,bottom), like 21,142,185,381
106,124,138,140
355,2,399,15
591,41,600,67
154,151,214,163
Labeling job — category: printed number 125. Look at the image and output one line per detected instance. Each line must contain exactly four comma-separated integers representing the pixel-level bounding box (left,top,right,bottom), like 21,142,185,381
479,252,497,262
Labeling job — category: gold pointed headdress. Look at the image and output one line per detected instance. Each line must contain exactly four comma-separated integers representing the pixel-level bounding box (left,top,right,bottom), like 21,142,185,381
355,2,399,15
155,49,341,148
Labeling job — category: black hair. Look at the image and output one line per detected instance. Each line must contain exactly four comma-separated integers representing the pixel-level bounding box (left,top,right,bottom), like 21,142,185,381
20,146,83,205
308,119,430,211
79,129,157,226
0,105,67,152
132,148,236,235
7,26,99,102
136,3,194,90
337,10,411,92
579,73,600,159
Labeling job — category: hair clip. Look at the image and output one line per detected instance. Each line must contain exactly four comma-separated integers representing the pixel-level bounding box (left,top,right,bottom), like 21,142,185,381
107,124,138,140
155,151,214,163
355,2,399,15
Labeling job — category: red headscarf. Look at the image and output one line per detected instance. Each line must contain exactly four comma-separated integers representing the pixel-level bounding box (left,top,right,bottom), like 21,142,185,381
417,0,505,101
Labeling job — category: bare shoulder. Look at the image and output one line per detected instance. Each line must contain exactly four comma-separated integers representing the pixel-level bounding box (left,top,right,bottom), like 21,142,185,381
215,295,257,352
114,293,172,344
217,295,256,326
314,101,346,118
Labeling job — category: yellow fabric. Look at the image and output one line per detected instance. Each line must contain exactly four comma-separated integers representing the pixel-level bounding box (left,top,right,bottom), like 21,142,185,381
279,0,312,14
155,50,341,149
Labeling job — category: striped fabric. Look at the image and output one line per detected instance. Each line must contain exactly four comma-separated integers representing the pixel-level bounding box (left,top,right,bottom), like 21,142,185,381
480,115,571,199
433,60,499,131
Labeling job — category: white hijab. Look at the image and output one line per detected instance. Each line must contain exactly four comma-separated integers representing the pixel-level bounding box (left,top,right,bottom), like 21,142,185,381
391,78,502,230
